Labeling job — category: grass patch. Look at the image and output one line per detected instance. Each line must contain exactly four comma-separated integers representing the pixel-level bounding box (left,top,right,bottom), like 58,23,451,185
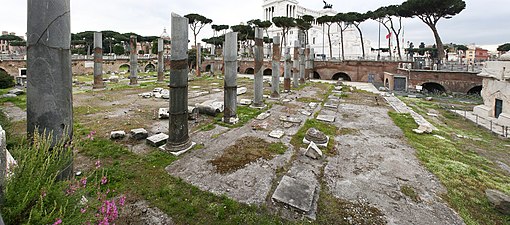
296,97,320,103
76,137,286,224
209,136,287,174
389,111,510,224
215,105,264,128
0,88,27,109
400,185,421,203
199,123,216,132
291,119,337,155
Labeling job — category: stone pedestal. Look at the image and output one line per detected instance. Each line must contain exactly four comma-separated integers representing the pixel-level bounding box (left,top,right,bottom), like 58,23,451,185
129,35,138,85
93,32,104,89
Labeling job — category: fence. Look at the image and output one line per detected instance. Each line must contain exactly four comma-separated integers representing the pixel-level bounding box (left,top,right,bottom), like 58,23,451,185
455,110,509,138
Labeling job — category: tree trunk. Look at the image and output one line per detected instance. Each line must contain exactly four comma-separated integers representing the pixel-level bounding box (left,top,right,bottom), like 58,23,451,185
383,25,392,59
390,18,402,60
327,25,332,60
354,24,365,59
428,24,445,63
340,26,345,61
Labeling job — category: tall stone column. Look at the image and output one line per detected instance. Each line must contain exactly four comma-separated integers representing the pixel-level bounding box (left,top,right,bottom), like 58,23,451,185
223,32,238,124
129,35,138,85
165,13,193,153
284,47,291,92
304,45,311,80
310,48,315,79
93,32,104,89
27,0,73,146
27,0,73,179
292,41,300,88
271,36,281,98
252,28,265,108
196,43,201,77
157,38,164,82
299,48,305,84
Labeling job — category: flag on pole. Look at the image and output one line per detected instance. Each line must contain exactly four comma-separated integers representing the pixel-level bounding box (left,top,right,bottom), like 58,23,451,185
385,32,392,39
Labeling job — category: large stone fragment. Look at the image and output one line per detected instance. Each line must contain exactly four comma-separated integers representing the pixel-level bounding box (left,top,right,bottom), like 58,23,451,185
316,115,336,123
237,87,247,95
147,133,169,147
256,112,271,120
188,106,199,120
8,88,24,95
486,189,510,215
130,128,148,140
304,128,328,145
272,176,316,213
279,116,302,124
305,142,323,160
158,108,169,119
413,124,433,134
110,131,126,140
269,130,285,139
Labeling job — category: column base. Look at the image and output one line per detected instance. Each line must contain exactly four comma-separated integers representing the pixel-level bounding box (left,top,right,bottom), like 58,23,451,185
250,104,266,109
161,141,196,156
222,117,239,125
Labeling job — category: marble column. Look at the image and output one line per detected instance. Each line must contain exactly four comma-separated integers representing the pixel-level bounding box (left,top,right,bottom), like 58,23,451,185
284,47,291,92
27,0,73,178
165,13,193,153
304,45,311,80
292,41,300,88
299,48,305,84
157,38,164,82
223,32,238,124
129,35,138,85
271,36,281,98
196,43,201,77
310,48,315,79
252,28,265,108
93,32,104,89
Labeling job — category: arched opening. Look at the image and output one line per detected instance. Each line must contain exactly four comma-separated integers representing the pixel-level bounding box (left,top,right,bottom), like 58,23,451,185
313,71,321,79
144,64,155,72
119,64,130,72
245,68,254,74
332,72,351,81
237,67,240,73
205,64,212,72
422,82,446,93
263,68,272,76
467,85,482,95
385,78,390,88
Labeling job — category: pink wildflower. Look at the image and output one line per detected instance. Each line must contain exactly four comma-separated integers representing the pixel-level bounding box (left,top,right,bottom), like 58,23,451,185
95,160,101,169
80,177,87,187
101,176,108,185
119,195,126,206
53,218,62,225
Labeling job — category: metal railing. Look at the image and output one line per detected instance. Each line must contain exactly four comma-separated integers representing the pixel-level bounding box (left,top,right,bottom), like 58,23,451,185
456,110,509,138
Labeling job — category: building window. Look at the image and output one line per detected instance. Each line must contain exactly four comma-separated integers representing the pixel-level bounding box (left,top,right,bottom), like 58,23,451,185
313,37,316,44
495,99,503,118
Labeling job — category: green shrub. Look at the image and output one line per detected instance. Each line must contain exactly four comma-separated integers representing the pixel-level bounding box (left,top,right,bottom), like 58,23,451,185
0,70,15,89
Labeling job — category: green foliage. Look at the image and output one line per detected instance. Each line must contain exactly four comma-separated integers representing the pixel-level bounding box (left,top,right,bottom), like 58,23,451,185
1,132,76,224
497,43,510,52
113,44,125,55
272,17,296,45
0,70,15,89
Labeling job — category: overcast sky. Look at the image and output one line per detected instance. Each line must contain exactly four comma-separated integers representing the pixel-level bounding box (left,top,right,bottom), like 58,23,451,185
2,0,508,51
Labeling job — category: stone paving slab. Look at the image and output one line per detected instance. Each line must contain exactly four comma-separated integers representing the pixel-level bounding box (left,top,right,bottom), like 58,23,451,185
272,176,316,213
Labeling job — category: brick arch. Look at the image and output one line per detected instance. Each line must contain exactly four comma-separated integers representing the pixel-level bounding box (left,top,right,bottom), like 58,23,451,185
119,64,130,72
313,71,321,79
144,63,156,72
245,68,254,74
263,68,272,76
332,72,351,81
467,85,482,95
422,82,446,93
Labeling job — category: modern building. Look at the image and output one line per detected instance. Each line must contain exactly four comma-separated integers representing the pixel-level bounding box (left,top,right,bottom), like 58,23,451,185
262,0,371,60
465,45,489,65
0,31,26,55
474,52,510,127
